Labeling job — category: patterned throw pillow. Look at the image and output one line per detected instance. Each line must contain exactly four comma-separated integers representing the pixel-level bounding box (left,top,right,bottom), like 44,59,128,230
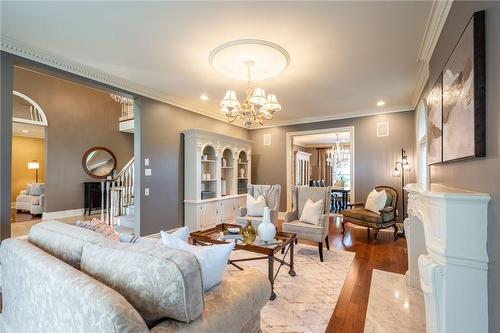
75,218,119,241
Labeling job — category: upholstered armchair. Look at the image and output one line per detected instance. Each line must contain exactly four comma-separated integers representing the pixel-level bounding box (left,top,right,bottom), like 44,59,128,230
15,183,45,215
341,186,398,243
282,186,331,261
236,184,281,228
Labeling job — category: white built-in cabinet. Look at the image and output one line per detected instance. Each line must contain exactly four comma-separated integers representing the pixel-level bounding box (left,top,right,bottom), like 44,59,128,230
183,129,251,231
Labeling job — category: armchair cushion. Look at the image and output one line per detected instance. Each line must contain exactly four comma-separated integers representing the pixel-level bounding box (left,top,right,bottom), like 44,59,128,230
246,194,266,217
343,207,382,224
282,220,324,237
364,189,387,214
299,198,324,225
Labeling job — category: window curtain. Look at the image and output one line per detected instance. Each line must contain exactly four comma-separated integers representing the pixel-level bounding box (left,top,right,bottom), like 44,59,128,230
317,148,333,186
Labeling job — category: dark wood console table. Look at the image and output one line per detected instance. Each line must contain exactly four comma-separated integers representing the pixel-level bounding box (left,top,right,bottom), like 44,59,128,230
83,182,107,215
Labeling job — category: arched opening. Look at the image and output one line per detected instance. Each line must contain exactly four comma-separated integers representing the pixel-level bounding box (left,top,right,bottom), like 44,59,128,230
11,91,48,232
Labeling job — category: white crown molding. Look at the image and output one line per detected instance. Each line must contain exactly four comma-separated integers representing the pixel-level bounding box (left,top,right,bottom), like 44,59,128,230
411,0,453,107
0,35,247,129
247,104,414,129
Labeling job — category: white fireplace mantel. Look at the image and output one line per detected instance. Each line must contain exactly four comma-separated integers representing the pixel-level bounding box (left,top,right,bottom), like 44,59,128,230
403,183,490,333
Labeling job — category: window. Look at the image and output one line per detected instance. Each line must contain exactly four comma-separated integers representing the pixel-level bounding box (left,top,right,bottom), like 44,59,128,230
416,100,428,190
332,146,351,189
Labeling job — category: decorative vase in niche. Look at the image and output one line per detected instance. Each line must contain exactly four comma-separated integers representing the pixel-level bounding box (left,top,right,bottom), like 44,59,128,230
258,207,276,242
239,168,245,178
241,221,256,244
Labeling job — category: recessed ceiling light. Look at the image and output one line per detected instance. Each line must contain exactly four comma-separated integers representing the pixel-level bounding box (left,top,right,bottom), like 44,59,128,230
376,100,386,107
22,129,29,133
200,94,208,101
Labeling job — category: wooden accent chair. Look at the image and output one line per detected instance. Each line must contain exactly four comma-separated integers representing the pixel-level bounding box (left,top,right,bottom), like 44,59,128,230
341,186,398,243
283,186,331,261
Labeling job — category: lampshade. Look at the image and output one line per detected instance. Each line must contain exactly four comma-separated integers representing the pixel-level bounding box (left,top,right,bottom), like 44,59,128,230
402,162,411,171
249,88,267,106
392,166,401,177
262,94,282,113
220,90,240,109
28,161,39,170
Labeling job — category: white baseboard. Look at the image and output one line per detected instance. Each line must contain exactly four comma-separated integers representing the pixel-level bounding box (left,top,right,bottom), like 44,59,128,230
42,208,85,220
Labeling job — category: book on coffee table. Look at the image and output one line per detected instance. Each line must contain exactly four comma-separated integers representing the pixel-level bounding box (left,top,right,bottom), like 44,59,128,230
220,231,243,241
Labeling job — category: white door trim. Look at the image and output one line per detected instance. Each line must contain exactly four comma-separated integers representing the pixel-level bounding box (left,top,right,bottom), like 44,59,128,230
285,126,355,211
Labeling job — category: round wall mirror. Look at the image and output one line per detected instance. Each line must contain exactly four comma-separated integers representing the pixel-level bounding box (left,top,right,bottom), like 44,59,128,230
82,147,117,179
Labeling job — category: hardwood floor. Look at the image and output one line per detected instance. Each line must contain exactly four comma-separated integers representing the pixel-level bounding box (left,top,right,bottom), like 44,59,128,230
278,216,408,333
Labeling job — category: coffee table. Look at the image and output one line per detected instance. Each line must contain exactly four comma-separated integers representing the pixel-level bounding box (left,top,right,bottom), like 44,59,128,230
190,223,296,300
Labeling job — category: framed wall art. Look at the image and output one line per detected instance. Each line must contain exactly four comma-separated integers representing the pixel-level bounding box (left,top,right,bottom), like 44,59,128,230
442,10,485,162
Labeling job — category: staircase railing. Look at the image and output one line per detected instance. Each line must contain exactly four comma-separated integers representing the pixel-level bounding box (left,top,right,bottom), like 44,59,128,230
103,157,135,225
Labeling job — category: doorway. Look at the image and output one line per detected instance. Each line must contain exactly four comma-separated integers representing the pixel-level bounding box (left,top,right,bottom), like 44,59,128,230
11,91,48,236
285,126,355,211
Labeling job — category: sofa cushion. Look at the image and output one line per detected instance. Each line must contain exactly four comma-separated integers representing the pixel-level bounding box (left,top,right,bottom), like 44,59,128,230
28,220,105,269
81,240,205,325
0,238,149,333
343,207,382,224
150,269,270,333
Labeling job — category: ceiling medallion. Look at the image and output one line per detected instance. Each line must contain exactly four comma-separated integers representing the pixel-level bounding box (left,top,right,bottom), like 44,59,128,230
209,39,290,127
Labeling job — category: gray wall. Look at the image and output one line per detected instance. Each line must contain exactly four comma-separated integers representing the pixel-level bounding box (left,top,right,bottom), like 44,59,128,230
421,2,500,331
250,111,416,212
137,97,249,236
14,67,134,212
1,52,14,240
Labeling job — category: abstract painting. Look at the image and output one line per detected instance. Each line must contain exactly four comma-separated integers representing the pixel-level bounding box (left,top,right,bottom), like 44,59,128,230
427,74,442,165
442,10,485,162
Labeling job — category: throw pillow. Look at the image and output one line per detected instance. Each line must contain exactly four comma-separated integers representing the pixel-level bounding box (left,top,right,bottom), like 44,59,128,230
364,189,388,214
160,231,234,291
30,183,44,196
299,198,324,225
119,234,161,245
76,218,119,241
26,183,33,195
247,194,266,217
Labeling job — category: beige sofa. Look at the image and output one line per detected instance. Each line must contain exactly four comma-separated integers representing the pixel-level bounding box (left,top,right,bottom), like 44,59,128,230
0,221,270,333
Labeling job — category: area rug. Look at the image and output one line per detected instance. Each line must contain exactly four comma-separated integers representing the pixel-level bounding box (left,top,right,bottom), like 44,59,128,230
225,244,355,333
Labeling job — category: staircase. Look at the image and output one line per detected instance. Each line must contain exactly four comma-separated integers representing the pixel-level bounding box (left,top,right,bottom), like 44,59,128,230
104,157,135,228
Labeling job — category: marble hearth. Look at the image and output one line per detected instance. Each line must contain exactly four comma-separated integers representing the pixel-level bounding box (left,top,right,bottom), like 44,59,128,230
403,183,490,333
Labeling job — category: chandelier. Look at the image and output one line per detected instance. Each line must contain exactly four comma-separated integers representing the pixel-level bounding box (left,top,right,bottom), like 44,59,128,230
327,134,349,166
110,94,134,105
220,60,282,127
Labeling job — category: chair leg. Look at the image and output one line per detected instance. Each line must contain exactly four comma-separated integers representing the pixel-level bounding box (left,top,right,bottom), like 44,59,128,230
367,227,370,238
393,224,399,240
373,229,379,244
295,238,298,245
318,242,324,262
341,220,346,234
325,236,330,250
